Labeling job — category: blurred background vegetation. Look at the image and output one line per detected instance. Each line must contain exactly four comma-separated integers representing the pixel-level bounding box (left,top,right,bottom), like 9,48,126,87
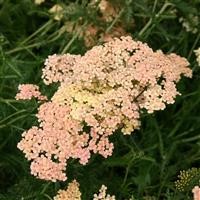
0,0,200,199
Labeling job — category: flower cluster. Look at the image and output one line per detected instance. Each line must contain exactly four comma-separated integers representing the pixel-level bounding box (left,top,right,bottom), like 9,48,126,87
54,180,81,200
18,102,94,181
194,47,200,66
49,4,63,21
179,14,199,34
15,84,47,101
193,186,200,200
53,180,115,200
175,168,200,192
16,36,192,181
93,185,116,200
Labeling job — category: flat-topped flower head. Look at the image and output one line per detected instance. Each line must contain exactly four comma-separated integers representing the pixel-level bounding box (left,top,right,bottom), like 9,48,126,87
16,36,192,181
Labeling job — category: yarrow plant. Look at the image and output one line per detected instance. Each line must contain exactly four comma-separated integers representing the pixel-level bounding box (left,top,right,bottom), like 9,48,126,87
16,36,192,182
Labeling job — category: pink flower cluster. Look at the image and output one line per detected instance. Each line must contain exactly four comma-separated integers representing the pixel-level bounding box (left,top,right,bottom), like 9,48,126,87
193,186,200,200
18,102,113,181
15,84,47,101
16,36,192,181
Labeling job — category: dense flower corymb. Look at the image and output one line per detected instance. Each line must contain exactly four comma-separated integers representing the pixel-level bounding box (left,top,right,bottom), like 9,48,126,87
16,36,192,181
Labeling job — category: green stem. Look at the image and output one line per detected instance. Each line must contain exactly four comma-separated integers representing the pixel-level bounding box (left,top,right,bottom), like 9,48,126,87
43,194,53,200
138,2,173,37
106,8,125,33
188,32,200,60
0,109,27,124
169,97,200,137
20,20,53,45
5,42,43,55
152,0,158,13
106,0,132,33
154,118,164,158
61,21,88,54
179,135,200,143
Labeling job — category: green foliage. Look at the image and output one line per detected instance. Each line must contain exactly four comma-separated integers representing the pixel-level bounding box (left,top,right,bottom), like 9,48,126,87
0,0,200,199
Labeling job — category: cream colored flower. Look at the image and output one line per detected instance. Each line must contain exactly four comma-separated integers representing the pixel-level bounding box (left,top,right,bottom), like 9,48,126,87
34,0,45,5
54,180,81,200
93,185,116,200
49,4,63,21
179,14,199,34
194,47,200,66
